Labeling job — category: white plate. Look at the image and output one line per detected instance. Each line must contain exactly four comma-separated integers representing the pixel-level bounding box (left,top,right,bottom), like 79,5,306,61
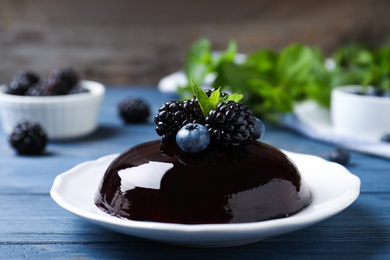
50,151,360,247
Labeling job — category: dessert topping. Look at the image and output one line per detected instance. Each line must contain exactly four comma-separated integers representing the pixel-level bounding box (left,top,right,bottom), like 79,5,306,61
205,101,255,147
176,123,210,153
154,100,204,141
154,84,265,152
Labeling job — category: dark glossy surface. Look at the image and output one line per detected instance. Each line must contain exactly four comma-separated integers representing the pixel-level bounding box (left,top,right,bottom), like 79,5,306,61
1,87,390,259
95,140,311,224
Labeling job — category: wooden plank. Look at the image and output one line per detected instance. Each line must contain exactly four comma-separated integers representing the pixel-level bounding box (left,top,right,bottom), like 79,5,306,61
0,193,389,258
1,0,389,85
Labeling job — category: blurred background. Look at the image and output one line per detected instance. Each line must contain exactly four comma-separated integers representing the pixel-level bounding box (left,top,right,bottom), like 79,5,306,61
1,0,389,87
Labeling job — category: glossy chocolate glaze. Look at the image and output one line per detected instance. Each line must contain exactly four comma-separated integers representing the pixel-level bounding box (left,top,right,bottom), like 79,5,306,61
95,140,311,224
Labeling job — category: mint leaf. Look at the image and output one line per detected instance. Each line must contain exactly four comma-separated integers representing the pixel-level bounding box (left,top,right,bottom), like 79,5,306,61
191,83,245,117
184,38,212,85
208,87,221,108
191,83,213,117
212,40,237,68
184,39,337,115
221,93,243,103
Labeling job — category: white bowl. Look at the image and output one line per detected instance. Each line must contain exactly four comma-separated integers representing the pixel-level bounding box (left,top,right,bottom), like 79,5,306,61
0,80,105,139
331,85,390,141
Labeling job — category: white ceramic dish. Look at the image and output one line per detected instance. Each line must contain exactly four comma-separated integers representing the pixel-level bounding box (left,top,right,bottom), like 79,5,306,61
285,100,390,159
0,80,105,139
50,151,360,247
331,85,390,141
158,71,215,93
158,52,247,93
157,56,334,93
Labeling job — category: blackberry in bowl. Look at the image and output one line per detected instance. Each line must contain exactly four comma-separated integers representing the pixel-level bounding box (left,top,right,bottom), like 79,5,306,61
0,69,105,139
5,71,40,96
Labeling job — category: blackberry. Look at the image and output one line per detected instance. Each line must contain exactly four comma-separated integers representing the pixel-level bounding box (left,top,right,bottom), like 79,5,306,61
205,101,255,147
25,81,52,96
5,71,40,95
46,67,80,95
118,97,150,123
9,121,48,155
154,100,203,141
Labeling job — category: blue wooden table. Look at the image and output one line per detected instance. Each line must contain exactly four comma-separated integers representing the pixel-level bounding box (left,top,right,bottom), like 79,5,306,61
1,87,390,259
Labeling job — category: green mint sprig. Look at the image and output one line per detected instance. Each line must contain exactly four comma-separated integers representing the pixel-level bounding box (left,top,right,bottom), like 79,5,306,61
191,82,243,117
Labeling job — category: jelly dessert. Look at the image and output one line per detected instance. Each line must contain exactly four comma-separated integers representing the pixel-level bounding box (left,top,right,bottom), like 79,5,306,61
94,86,311,224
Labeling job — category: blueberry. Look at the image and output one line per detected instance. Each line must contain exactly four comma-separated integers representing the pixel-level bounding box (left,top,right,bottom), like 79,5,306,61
176,123,210,153
328,148,350,165
380,133,390,143
251,118,265,140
